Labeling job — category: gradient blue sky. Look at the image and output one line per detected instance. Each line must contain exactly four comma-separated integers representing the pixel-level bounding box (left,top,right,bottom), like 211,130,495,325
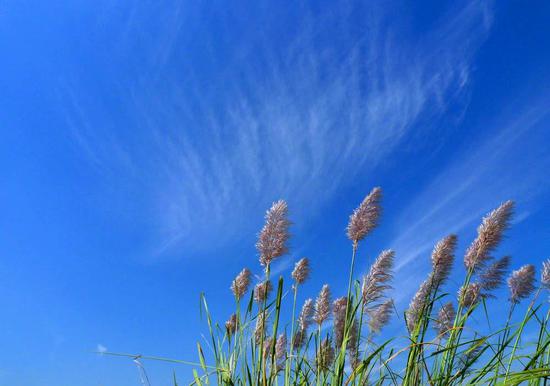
1,1,550,385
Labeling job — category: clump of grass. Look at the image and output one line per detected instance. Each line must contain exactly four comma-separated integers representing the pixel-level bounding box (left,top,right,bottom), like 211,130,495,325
103,189,550,385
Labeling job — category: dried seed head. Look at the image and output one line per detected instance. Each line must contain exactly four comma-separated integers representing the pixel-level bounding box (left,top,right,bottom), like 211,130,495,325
362,250,394,306
263,336,274,359
275,333,287,361
316,337,335,372
314,284,331,325
431,235,457,285
508,264,536,304
255,311,268,343
225,313,238,336
347,187,382,243
541,259,550,289
464,201,514,271
458,283,482,308
368,299,394,334
333,297,348,349
292,258,310,285
406,278,432,332
257,200,291,267
479,256,510,292
254,280,273,303
297,298,314,332
292,329,306,351
435,302,455,338
231,268,252,300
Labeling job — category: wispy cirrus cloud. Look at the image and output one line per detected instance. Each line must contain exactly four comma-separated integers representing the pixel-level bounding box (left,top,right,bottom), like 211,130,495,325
61,1,493,256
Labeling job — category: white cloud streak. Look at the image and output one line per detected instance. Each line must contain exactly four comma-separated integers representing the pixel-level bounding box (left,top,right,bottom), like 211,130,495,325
61,1,493,256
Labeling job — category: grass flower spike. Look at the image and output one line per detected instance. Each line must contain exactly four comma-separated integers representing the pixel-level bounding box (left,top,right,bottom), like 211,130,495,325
541,258,550,288
314,284,331,325
292,257,310,285
431,235,457,285
257,200,291,268
368,299,394,334
231,268,252,300
435,302,455,338
464,201,514,271
254,280,273,303
347,187,382,243
362,249,394,305
508,264,536,304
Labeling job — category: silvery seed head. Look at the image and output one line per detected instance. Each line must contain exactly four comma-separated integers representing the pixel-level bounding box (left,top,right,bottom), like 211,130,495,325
479,256,510,293
362,250,394,306
231,268,252,300
431,235,457,285
347,187,382,243
406,278,432,332
464,201,514,271
435,302,455,338
225,313,238,337
368,299,394,334
333,297,348,349
458,283,481,308
254,280,273,303
275,333,287,362
297,298,314,332
263,336,274,359
292,329,306,351
541,259,550,289
508,264,536,304
257,200,291,268
314,284,331,325
292,257,310,285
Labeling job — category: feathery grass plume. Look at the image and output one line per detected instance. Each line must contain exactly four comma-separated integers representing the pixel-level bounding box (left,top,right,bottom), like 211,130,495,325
541,259,550,289
297,298,314,332
368,299,394,334
479,255,510,292
347,187,382,243
292,330,304,351
333,296,348,349
435,302,455,338
293,298,314,350
230,268,252,300
316,337,335,373
508,264,536,304
255,311,268,343
263,336,274,359
225,313,238,337
431,235,457,285
464,201,514,271
275,333,287,369
292,257,310,285
257,200,291,268
458,283,481,308
406,278,432,332
362,249,394,306
254,280,273,303
314,284,331,325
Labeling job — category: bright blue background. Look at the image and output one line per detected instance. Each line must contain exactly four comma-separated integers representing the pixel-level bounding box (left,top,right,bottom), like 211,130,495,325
1,1,549,384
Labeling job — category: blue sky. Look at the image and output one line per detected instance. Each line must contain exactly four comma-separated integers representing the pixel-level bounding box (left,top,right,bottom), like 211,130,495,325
1,0,550,384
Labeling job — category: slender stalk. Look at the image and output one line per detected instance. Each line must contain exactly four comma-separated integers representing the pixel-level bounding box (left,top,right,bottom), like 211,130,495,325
286,284,299,384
